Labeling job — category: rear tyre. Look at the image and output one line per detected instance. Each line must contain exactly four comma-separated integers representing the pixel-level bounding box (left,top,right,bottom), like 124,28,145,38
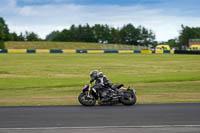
78,93,96,106
120,91,136,106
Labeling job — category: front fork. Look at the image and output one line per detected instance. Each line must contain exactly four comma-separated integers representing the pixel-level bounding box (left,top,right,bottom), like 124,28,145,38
87,84,92,97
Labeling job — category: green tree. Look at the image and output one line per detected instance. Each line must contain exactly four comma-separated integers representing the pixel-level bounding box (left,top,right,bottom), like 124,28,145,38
9,32,25,41
93,24,103,43
57,29,71,42
9,32,18,41
45,23,156,46
0,17,10,48
81,24,95,42
138,27,155,46
0,17,8,48
25,31,42,41
110,27,120,44
179,25,200,49
168,38,179,48
69,25,76,41
102,24,112,43
0,17,10,41
120,24,140,45
46,31,60,41
18,33,25,41
77,25,83,42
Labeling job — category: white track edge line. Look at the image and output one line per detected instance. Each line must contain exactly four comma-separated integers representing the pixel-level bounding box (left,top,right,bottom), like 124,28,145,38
1,125,200,130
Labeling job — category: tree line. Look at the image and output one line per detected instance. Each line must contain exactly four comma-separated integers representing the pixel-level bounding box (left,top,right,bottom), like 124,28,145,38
0,17,42,42
46,24,156,46
0,16,155,46
160,25,200,49
1,16,200,49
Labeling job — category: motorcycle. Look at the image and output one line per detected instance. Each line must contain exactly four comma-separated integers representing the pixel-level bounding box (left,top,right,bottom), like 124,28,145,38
78,84,136,106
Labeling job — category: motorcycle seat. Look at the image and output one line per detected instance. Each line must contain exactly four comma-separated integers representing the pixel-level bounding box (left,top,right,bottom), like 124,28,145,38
112,84,124,89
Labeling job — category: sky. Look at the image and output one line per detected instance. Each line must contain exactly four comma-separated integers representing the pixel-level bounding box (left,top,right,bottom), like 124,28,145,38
0,0,200,41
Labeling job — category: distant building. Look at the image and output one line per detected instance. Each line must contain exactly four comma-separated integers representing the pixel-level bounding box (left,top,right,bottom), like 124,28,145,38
189,39,200,50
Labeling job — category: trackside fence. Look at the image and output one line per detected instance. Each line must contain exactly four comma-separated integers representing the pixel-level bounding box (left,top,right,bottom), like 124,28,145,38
174,50,200,55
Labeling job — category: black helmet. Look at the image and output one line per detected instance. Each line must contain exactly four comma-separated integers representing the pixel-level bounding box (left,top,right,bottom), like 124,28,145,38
90,70,99,79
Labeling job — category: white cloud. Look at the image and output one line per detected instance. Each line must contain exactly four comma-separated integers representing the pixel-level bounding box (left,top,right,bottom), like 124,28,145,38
1,0,200,41
19,6,39,16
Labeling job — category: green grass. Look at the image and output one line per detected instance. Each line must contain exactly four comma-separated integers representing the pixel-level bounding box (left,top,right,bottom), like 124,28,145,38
0,54,200,106
4,41,147,49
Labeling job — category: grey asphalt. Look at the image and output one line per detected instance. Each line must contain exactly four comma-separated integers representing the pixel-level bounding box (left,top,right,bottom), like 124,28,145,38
0,103,200,129
1,127,200,133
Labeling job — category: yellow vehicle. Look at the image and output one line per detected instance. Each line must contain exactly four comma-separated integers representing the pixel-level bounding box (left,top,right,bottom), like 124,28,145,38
156,45,170,50
155,45,170,53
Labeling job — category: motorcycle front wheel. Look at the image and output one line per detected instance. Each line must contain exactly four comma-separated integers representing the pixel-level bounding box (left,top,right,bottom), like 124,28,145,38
78,93,96,106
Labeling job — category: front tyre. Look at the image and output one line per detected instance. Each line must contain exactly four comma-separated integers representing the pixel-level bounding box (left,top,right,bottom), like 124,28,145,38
120,91,136,106
78,93,96,106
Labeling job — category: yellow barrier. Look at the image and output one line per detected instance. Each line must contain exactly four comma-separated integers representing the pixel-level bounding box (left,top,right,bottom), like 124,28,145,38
155,49,164,54
62,49,76,54
8,49,27,54
118,50,134,54
141,49,152,54
170,50,175,54
87,50,104,54
36,49,50,54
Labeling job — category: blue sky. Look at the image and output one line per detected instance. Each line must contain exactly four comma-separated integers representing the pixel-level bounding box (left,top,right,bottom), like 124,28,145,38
16,0,200,16
1,0,200,41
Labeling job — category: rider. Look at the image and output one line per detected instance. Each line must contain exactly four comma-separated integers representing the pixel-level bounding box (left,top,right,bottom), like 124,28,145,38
89,70,113,100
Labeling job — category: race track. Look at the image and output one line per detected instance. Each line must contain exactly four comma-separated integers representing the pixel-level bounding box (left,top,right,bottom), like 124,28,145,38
0,103,200,128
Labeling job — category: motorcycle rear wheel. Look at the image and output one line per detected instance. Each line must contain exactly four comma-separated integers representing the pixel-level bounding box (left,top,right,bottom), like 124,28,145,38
78,93,96,106
120,91,136,105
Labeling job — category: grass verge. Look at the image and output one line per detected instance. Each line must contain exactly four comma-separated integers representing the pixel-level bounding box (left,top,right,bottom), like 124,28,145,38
4,41,146,49
0,54,200,106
